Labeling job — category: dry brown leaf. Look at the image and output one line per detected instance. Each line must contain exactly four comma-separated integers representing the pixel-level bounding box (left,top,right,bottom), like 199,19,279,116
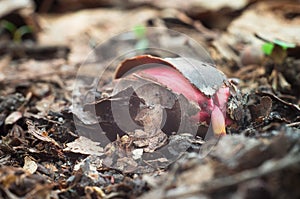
5,111,22,125
26,120,60,147
23,156,38,174
64,136,104,156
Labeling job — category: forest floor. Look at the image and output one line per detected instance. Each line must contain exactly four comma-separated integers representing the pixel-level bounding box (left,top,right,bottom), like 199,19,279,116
0,0,300,198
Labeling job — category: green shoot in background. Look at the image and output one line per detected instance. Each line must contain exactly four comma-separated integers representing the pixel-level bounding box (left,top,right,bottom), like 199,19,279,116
0,20,32,43
262,39,296,56
133,24,149,50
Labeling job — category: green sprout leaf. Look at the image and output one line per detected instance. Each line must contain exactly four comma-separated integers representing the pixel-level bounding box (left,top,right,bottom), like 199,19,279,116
262,42,274,56
262,39,296,56
14,25,33,43
0,20,17,34
0,20,33,43
133,25,146,39
135,38,149,50
273,39,296,50
133,25,148,50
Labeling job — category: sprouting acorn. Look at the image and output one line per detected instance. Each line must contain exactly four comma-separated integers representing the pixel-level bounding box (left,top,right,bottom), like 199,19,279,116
114,55,232,136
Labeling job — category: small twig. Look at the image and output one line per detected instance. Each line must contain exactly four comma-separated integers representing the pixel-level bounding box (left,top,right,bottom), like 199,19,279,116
287,122,300,127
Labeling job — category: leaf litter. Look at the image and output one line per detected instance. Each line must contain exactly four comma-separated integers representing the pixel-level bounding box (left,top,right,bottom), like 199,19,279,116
0,0,300,198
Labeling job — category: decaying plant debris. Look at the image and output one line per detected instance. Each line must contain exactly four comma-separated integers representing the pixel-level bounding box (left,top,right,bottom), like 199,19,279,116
0,0,300,198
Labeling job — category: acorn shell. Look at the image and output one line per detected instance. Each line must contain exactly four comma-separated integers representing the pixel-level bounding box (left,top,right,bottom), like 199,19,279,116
114,55,227,97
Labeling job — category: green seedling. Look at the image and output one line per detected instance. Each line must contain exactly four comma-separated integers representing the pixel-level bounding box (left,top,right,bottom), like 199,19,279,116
133,24,149,50
133,24,146,39
261,39,296,56
261,42,274,56
0,20,32,43
260,37,296,64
